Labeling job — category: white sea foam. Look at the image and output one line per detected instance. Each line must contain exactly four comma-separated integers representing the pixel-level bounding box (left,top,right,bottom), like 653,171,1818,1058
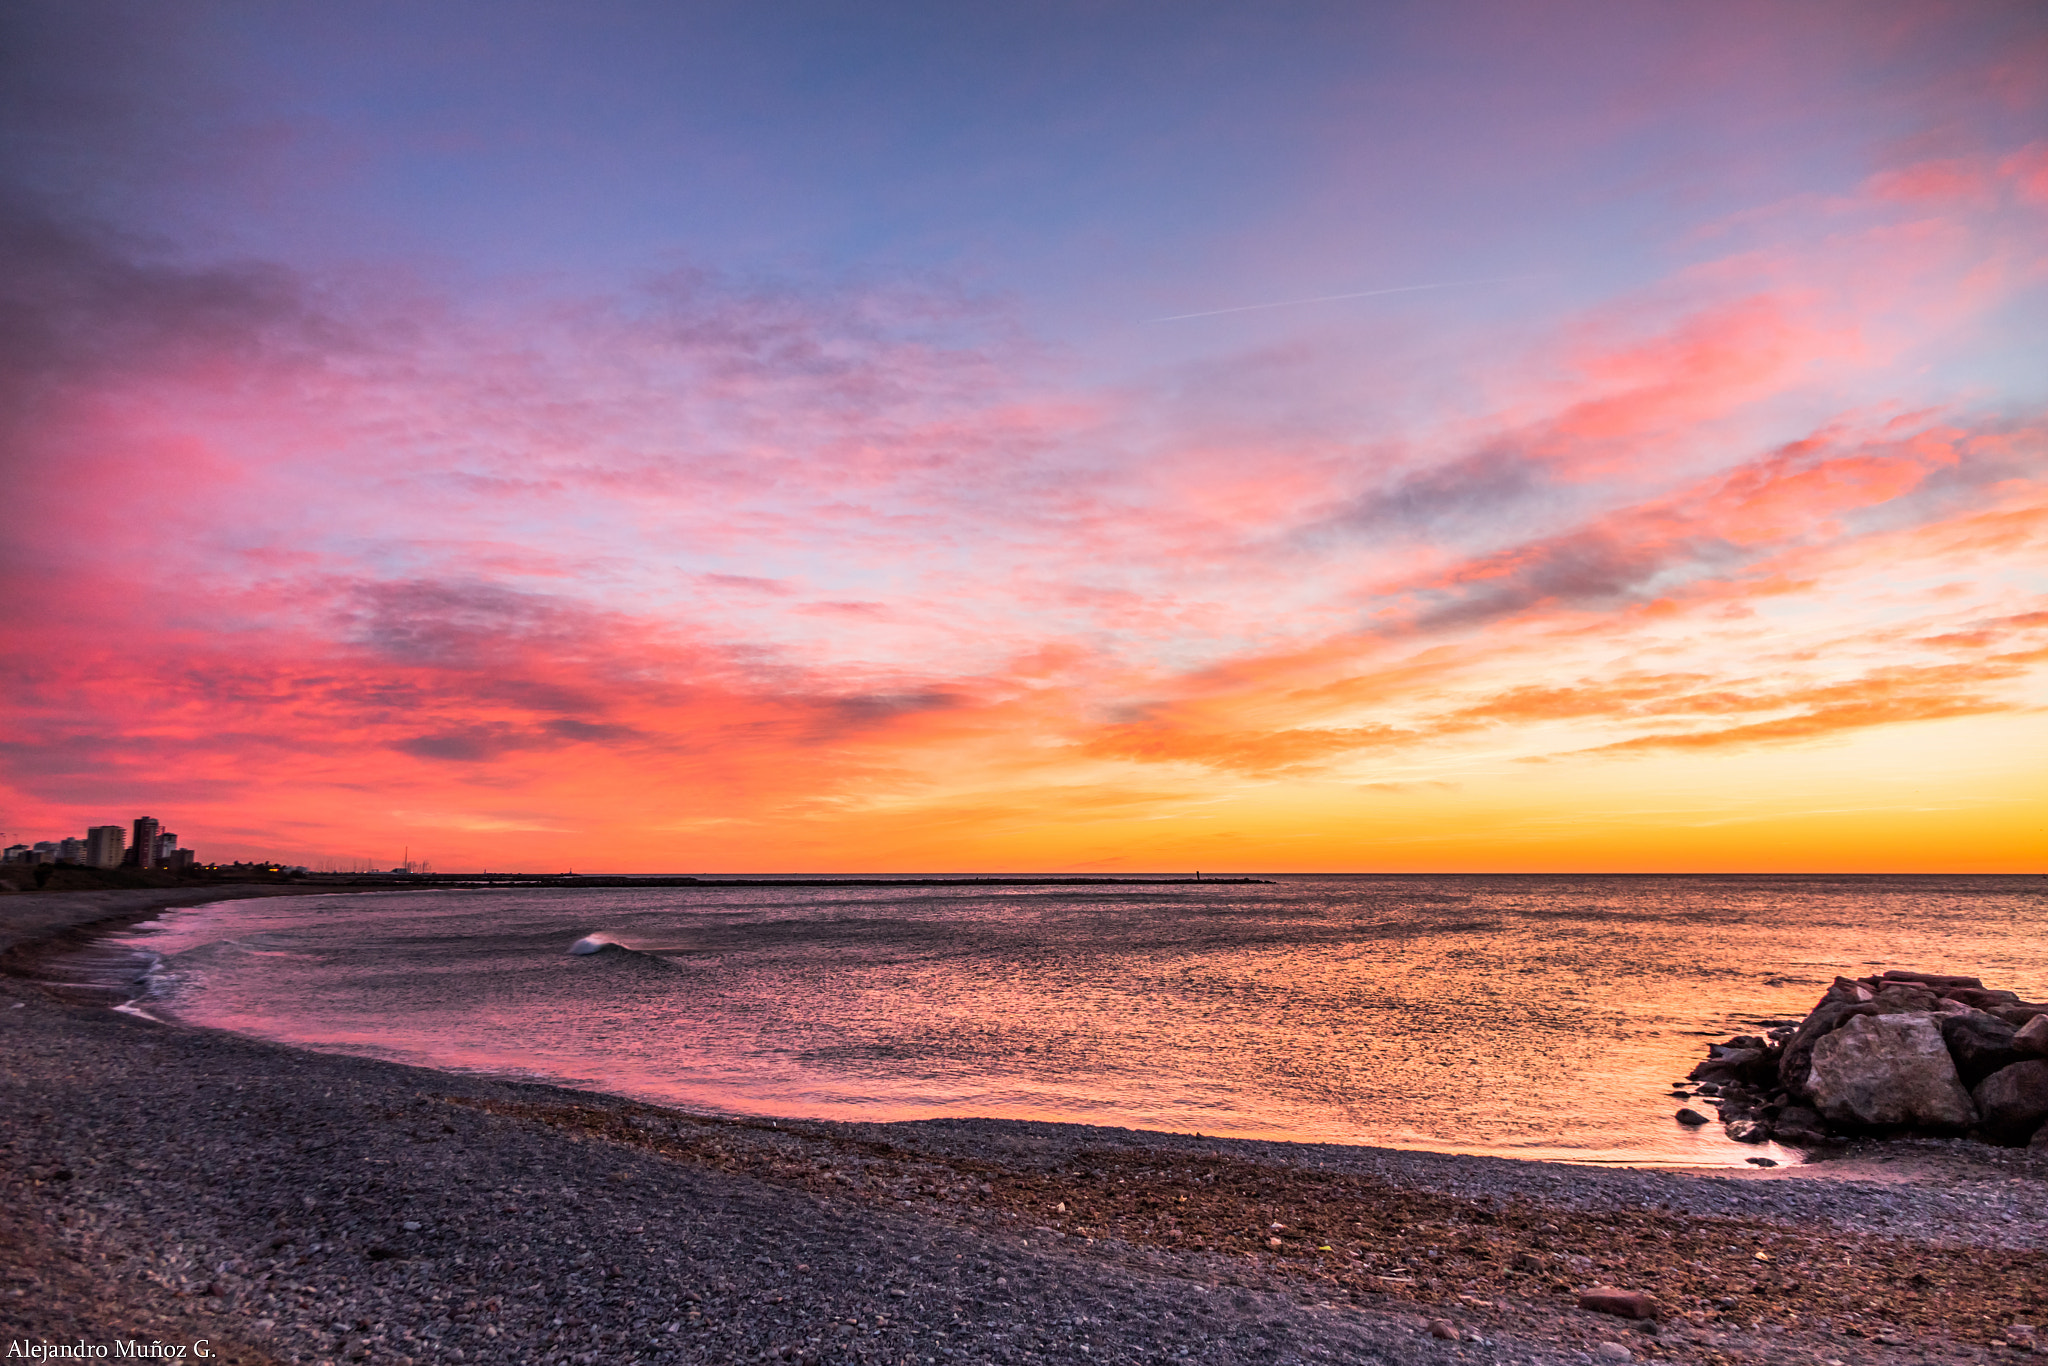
569,934,620,955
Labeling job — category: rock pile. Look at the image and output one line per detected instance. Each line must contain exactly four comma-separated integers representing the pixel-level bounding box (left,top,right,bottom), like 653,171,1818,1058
1680,969,2048,1150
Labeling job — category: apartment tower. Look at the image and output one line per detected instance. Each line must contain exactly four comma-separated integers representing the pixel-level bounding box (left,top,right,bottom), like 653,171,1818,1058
85,825,125,870
131,816,160,869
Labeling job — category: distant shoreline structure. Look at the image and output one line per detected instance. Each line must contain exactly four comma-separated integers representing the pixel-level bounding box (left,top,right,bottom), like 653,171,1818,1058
292,873,1274,888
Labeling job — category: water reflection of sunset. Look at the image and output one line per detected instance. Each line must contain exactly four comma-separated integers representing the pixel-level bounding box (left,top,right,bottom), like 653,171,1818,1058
109,876,2047,1166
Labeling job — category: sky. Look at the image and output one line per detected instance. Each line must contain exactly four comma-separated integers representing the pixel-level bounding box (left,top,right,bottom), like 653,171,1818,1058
1,1,2044,873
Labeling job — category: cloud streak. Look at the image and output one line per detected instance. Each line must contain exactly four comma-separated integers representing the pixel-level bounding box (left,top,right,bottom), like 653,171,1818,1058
1145,276,1531,323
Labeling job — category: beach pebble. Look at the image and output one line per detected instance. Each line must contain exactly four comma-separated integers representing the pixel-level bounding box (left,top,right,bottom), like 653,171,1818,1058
1427,1319,1459,1340
1594,1343,1633,1362
1674,1108,1709,1126
1577,1287,1658,1320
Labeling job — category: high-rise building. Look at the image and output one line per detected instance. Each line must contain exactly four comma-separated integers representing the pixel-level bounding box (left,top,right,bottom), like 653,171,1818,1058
131,816,161,869
57,837,85,863
86,825,126,869
156,831,178,861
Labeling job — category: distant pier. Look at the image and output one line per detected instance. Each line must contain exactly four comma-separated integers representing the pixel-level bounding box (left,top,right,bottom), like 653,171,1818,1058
295,873,1272,889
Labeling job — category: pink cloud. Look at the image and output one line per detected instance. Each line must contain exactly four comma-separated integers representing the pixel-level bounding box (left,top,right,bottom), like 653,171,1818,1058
2004,142,2048,205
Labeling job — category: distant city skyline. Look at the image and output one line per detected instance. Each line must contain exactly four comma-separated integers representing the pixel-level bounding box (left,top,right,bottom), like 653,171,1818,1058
2,815,195,871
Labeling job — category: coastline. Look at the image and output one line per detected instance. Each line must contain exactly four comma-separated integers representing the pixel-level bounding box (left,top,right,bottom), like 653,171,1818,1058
0,884,382,1004
4,889,2043,1365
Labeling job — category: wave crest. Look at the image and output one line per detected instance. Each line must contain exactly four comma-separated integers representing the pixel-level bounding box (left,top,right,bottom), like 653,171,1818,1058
566,936,680,970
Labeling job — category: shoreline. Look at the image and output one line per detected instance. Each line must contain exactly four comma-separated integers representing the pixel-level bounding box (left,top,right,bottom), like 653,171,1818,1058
0,884,392,1008
5,888,2044,1365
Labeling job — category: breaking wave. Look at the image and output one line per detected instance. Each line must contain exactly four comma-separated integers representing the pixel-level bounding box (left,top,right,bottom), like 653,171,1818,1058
567,935,679,969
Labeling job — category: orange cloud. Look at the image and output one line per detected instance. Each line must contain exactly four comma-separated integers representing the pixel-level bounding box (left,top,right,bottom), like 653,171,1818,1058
1575,669,2029,756
1080,721,1416,777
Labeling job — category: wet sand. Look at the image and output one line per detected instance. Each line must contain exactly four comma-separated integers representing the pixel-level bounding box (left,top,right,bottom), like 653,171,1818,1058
3,887,2042,1365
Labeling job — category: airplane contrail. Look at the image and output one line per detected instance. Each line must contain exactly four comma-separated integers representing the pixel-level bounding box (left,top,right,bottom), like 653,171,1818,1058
1146,275,1526,323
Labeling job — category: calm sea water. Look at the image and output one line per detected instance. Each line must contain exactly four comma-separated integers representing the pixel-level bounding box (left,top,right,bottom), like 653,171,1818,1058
107,875,2045,1167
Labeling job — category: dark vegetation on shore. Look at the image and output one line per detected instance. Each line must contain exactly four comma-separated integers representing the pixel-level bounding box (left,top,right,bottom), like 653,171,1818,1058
0,864,293,894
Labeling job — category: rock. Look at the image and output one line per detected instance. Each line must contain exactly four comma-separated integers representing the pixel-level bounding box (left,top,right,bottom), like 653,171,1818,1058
1674,1108,1710,1126
1972,1060,2048,1146
1594,1344,1633,1362
1716,1096,1759,1121
1880,970,1983,992
1779,1001,1881,1094
1872,984,1940,1014
1946,986,2022,1009
2034,1122,2048,1153
1724,1118,1770,1143
1821,976,1866,1005
1770,1105,1826,1145
1427,1319,1459,1340
1690,1052,1770,1087
1692,1042,1777,1088
2017,1015,2048,1055
1807,1013,1977,1130
1939,1012,2027,1087
1992,1005,2048,1027
1577,1287,1658,1320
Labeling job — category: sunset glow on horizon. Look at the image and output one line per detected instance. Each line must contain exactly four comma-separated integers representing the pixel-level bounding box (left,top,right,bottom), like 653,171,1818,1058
2,2,2044,872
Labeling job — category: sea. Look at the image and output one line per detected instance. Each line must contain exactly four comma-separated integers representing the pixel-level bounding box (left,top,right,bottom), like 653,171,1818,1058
92,874,2046,1168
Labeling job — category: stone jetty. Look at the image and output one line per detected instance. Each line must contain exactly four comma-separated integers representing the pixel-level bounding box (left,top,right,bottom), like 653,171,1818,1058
1683,969,2048,1149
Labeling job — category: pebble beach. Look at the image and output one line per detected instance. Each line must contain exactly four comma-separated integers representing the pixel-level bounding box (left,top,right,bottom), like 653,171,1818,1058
4,888,2044,1366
